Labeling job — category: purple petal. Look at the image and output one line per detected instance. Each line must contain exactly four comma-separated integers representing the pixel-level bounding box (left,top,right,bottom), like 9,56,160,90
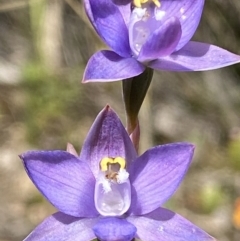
80,106,137,178
158,0,204,51
128,143,194,215
20,151,98,217
112,0,131,26
93,217,137,241
24,212,98,241
86,0,131,57
82,50,145,83
138,17,182,62
127,207,216,241
149,41,240,71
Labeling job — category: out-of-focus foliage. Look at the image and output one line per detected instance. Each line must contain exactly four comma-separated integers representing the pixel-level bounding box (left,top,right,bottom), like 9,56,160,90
22,61,82,147
0,1,240,241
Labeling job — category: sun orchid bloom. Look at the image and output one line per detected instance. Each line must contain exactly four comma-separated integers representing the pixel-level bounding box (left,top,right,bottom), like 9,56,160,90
20,106,216,241
82,0,240,83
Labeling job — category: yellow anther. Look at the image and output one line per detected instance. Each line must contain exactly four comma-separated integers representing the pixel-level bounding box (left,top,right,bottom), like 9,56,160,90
100,157,113,171
133,0,148,8
133,0,161,8
114,157,126,170
100,157,126,171
152,0,161,7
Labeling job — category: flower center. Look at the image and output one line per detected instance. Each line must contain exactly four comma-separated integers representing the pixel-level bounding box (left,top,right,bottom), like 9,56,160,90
133,0,161,8
94,157,131,216
130,2,162,57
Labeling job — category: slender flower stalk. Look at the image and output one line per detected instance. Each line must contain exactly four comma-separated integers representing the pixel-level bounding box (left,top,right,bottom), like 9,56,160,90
82,0,240,83
122,67,153,150
20,106,216,241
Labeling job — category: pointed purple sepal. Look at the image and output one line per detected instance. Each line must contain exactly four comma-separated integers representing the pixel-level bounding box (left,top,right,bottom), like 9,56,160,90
128,207,216,241
157,0,204,51
86,0,131,58
80,106,137,177
150,41,240,71
128,143,194,215
20,151,98,217
83,50,145,83
24,212,98,241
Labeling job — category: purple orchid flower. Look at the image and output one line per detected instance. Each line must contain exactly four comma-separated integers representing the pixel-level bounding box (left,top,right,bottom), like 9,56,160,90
82,0,240,83
20,106,216,241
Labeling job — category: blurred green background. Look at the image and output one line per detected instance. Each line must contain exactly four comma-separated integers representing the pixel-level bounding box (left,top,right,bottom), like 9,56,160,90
0,0,240,240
